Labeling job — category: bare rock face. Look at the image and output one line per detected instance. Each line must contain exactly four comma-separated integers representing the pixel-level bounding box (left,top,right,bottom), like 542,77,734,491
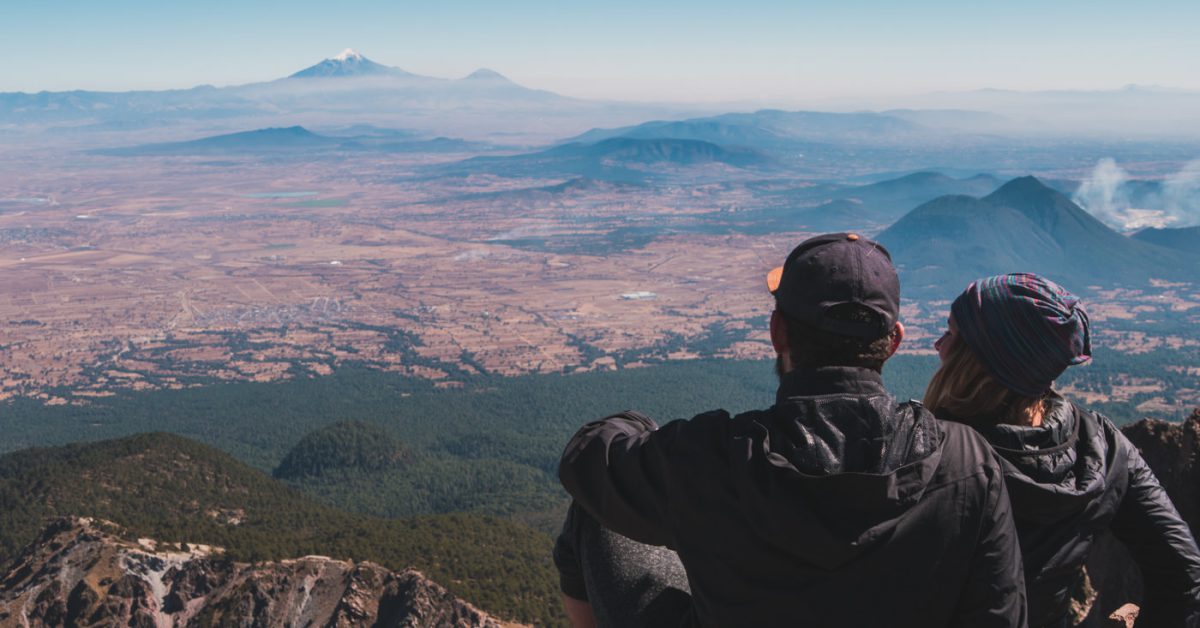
1121,409,1200,527
1084,409,1200,626
0,518,519,627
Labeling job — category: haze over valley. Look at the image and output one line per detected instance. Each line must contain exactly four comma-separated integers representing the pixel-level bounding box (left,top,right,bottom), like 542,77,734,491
3,39,1200,626
3,50,1198,414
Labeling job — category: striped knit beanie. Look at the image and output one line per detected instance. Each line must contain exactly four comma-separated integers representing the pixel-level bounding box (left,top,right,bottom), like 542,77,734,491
950,273,1091,398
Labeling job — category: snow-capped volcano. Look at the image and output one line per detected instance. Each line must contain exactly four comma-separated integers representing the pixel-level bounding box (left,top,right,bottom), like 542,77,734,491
289,49,410,79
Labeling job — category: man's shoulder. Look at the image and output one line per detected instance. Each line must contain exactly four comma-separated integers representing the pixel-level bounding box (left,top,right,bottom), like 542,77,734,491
665,408,738,440
691,408,736,423
655,406,776,452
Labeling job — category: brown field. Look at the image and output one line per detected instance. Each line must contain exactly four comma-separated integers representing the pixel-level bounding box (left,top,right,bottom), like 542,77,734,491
2,147,1198,411
0,149,796,399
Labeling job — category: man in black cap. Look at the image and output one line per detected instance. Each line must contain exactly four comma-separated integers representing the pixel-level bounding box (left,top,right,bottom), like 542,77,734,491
555,233,1028,627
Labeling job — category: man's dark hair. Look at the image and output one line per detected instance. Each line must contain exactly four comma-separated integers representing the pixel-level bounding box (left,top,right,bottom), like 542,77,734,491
780,302,894,372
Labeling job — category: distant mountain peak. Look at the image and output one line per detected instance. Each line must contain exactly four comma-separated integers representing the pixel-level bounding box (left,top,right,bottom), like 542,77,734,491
997,174,1051,192
984,175,1069,209
464,68,509,81
289,49,408,79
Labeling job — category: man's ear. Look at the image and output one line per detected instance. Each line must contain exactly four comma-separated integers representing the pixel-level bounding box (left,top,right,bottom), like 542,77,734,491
770,310,790,355
887,321,905,357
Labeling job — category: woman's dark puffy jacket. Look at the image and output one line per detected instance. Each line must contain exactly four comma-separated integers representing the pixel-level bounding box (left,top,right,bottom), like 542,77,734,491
961,395,1200,628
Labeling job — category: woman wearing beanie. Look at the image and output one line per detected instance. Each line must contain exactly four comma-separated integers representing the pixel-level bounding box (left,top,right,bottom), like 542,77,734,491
925,273,1200,628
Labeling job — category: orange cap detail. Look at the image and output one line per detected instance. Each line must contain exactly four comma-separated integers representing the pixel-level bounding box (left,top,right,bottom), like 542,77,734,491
766,266,783,294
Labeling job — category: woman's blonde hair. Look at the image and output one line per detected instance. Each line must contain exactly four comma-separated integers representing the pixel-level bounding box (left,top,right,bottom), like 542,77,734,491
924,335,1045,426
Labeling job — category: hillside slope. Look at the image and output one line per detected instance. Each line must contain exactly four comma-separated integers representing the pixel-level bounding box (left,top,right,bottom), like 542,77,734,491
0,433,560,625
1131,226,1200,254
274,420,410,479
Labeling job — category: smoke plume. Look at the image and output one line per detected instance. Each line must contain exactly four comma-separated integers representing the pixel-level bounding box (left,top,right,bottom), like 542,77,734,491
1162,160,1200,226
1073,159,1200,230
1073,159,1130,227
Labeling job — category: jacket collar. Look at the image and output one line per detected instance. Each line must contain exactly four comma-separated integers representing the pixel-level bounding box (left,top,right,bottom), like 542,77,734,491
776,366,888,402
971,392,1076,454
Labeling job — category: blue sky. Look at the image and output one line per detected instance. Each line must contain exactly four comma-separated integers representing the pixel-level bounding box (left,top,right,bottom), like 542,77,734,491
2,0,1196,102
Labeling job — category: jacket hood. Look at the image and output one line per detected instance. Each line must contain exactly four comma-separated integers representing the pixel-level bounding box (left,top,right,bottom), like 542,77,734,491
729,366,944,569
968,395,1119,525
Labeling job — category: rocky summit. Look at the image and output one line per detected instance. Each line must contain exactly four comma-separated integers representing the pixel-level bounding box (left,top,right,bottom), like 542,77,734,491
1121,409,1200,528
1084,409,1200,627
0,518,520,628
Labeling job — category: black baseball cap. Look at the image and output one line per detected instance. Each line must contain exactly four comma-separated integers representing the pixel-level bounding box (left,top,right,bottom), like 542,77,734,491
766,232,900,338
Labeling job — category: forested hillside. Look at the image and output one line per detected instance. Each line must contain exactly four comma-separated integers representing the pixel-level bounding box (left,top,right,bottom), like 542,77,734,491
0,433,561,626
0,357,926,464
274,420,411,479
1,352,1189,529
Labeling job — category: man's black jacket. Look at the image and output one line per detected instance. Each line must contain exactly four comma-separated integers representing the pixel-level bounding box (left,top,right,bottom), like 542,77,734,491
960,396,1200,628
559,366,1028,628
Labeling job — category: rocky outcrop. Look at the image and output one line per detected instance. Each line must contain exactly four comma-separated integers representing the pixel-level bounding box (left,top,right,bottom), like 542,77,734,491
1120,409,1200,527
0,518,519,627
1084,409,1200,627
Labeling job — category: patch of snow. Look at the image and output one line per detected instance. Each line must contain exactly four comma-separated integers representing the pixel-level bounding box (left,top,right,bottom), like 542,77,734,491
333,48,362,61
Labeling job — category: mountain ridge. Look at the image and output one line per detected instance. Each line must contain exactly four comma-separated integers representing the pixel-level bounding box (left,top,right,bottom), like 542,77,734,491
0,517,516,627
93,125,343,156
93,125,495,157
568,109,931,147
450,136,770,182
1131,225,1200,253
878,176,1199,297
0,50,591,141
